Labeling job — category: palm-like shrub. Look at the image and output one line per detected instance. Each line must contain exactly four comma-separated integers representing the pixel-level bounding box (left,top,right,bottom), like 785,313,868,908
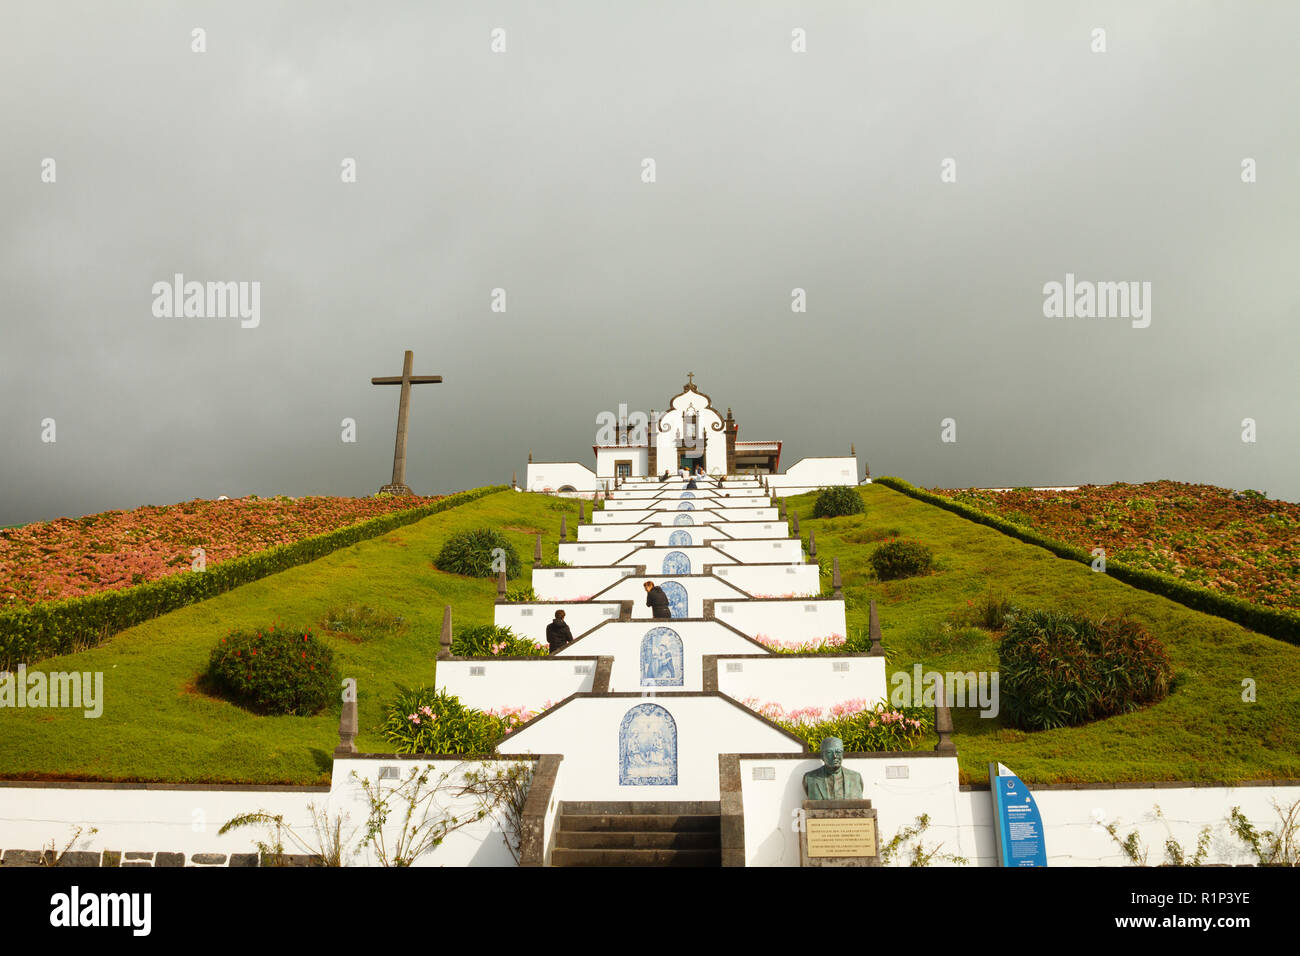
870,539,934,579
999,609,1173,730
434,528,521,578
812,486,865,519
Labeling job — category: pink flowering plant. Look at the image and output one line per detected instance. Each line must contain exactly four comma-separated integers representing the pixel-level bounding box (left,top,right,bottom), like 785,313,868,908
751,632,848,654
742,697,932,752
381,687,514,754
451,624,547,658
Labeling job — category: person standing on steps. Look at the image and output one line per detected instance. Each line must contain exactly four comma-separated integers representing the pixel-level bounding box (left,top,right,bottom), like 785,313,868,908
644,580,671,619
546,609,573,653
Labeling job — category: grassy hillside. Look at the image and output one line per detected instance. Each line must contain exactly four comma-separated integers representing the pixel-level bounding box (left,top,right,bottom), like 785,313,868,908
1,485,1297,786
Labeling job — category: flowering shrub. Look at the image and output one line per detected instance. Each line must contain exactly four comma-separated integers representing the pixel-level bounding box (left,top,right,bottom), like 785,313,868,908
0,494,456,605
0,487,504,669
999,609,1173,730
451,624,546,657
743,698,932,752
380,687,510,754
876,477,1300,645
752,632,846,653
434,528,521,578
206,624,339,716
933,481,1300,612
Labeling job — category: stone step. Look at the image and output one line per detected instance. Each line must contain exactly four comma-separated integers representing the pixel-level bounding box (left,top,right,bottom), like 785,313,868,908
559,800,720,815
558,813,721,833
551,847,721,867
555,830,720,850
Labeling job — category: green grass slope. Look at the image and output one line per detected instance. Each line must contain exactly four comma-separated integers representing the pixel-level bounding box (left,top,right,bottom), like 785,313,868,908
2,484,1297,787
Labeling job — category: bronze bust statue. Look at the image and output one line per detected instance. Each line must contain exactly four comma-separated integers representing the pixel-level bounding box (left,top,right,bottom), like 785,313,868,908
802,737,864,800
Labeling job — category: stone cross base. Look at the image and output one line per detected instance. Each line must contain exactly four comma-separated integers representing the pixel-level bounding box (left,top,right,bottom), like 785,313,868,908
379,483,415,496
799,799,882,867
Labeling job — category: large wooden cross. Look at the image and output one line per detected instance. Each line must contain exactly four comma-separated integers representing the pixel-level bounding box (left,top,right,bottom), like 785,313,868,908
371,350,442,495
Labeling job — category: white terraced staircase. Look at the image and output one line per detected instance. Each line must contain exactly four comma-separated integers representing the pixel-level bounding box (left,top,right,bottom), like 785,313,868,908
436,475,889,866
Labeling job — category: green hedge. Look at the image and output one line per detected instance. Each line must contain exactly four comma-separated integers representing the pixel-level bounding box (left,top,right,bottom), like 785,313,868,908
0,486,506,669
873,477,1300,646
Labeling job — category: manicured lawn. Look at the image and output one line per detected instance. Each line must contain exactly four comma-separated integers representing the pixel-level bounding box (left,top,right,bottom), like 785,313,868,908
3,485,1297,787
0,490,581,785
791,484,1300,786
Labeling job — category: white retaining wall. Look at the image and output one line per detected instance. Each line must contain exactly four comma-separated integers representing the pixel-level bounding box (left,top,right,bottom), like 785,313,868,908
710,563,820,597
734,758,1300,867
717,656,888,710
532,566,639,600
712,538,803,564
713,599,847,644
436,658,599,712
494,602,623,643
556,620,769,692
596,575,751,619
498,696,802,801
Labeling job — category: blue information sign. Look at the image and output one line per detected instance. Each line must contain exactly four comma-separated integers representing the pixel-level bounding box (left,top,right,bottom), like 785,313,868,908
989,762,1047,867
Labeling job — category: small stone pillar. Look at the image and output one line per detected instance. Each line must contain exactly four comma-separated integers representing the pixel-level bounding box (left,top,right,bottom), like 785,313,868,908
934,704,957,755
832,557,842,599
438,605,453,660
560,514,567,542
578,501,585,522
496,569,507,600
334,685,358,757
778,498,786,519
511,471,518,490
868,600,884,657
809,531,817,559
791,511,800,535
534,533,543,563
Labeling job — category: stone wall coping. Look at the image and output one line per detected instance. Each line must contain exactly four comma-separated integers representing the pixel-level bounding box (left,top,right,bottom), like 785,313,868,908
0,780,331,792
958,778,1300,792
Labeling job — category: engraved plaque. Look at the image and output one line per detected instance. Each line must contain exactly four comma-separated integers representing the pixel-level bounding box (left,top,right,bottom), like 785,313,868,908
806,817,878,858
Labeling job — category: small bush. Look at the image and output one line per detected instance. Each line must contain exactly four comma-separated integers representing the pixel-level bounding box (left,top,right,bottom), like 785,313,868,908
504,584,536,602
757,701,932,752
206,623,339,716
318,604,406,642
380,687,510,754
812,486,865,519
999,609,1174,730
452,623,546,657
435,528,521,578
956,592,1018,630
870,539,934,580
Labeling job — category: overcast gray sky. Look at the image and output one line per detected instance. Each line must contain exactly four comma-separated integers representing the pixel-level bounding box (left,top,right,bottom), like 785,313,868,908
2,1,1297,526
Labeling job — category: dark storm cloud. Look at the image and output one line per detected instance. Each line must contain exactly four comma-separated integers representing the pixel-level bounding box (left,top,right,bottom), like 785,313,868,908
2,1,1297,525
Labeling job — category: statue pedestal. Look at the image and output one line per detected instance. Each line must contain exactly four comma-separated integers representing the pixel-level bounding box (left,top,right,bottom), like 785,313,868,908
379,483,414,496
799,800,882,867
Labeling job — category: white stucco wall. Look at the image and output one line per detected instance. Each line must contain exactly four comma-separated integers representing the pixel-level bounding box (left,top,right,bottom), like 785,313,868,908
713,599,847,644
330,757,528,866
765,456,859,493
498,696,803,801
595,575,751,618
710,521,789,539
710,563,820,597
436,658,599,712
734,759,1300,868
555,620,769,691
494,602,623,643
717,656,888,710
532,566,639,600
738,754,962,867
711,538,803,564
527,462,601,494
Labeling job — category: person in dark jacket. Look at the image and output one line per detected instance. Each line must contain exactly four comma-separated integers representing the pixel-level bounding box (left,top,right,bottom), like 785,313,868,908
546,609,573,653
644,580,672,619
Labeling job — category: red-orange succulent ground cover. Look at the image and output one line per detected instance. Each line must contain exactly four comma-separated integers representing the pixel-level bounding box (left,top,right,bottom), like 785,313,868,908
932,481,1300,611
0,495,442,606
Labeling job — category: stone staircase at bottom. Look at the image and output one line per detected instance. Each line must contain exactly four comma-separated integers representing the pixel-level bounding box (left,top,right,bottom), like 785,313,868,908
551,801,722,867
